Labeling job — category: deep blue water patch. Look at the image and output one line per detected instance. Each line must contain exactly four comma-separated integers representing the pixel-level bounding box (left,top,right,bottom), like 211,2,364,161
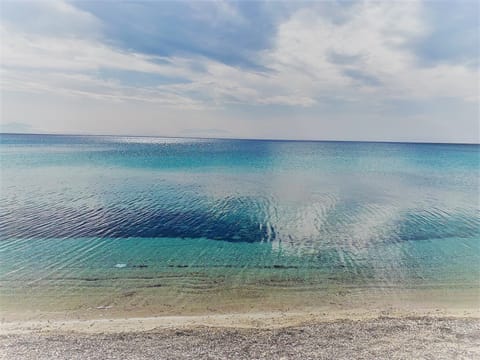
0,134,479,246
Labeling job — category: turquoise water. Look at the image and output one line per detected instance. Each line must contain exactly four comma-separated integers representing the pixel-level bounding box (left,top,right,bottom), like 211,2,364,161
0,134,479,310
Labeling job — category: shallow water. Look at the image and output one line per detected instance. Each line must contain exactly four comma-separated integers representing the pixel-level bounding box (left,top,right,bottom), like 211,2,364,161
0,134,479,314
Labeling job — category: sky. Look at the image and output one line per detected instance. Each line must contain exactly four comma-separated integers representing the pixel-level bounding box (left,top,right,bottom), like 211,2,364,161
0,0,478,143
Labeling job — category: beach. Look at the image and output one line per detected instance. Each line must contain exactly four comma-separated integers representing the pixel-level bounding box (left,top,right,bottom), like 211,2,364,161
2,291,479,358
2,313,479,359
1,0,479,356
2,0,479,357
1,135,479,358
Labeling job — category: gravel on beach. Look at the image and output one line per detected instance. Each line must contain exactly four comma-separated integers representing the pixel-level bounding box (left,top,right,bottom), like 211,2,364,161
1,317,479,360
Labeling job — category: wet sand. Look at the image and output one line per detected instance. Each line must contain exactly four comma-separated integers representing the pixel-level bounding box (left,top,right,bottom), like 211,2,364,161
1,285,478,358
2,282,479,321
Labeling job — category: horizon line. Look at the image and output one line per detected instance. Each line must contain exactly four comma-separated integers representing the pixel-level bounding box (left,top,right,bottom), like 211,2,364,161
0,132,479,146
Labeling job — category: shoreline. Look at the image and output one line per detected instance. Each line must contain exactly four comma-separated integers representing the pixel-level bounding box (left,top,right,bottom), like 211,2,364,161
1,269,479,358
2,305,479,335
1,284,479,336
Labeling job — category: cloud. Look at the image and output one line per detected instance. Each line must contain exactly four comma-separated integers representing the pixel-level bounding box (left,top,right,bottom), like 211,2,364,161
72,0,280,69
0,0,478,142
342,69,382,87
265,1,477,101
326,51,363,66
1,0,101,38
0,25,195,77
410,1,479,68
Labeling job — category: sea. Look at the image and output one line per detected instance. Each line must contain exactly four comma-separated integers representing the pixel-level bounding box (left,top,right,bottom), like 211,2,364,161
1,134,479,315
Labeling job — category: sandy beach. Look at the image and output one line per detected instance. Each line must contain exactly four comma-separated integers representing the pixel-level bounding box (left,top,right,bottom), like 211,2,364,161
2,0,479,357
1,313,479,359
1,302,479,359
1,284,479,358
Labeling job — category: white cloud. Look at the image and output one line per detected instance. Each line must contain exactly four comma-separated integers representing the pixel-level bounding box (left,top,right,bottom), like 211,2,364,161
0,0,478,141
2,1,477,105
1,68,204,108
0,0,102,38
0,25,195,77
162,1,477,108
